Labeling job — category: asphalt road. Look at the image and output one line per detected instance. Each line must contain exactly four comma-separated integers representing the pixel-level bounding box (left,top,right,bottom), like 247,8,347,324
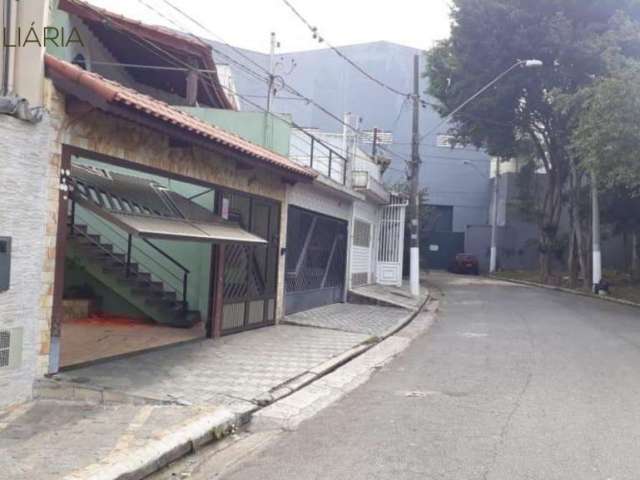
206,273,640,479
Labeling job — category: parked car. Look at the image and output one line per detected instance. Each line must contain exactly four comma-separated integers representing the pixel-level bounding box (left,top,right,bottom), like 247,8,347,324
449,253,480,275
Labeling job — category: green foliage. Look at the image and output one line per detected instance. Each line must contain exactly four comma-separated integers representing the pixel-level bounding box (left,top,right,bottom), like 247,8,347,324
388,180,435,238
426,0,640,277
426,0,640,160
569,62,640,193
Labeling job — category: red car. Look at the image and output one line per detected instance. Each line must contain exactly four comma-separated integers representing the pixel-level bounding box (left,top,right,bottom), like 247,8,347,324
449,253,480,275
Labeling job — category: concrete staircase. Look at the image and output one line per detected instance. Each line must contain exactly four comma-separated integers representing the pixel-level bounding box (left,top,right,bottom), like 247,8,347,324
66,224,201,328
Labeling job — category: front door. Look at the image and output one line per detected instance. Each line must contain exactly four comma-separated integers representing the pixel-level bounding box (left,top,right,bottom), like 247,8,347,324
221,194,280,334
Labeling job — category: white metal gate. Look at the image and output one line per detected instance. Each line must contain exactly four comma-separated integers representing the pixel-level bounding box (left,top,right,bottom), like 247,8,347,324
376,196,407,286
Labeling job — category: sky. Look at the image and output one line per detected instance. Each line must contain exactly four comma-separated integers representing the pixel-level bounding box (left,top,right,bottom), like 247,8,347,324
87,0,453,53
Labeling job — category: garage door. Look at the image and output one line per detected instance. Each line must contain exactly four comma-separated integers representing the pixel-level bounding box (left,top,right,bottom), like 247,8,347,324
284,206,348,314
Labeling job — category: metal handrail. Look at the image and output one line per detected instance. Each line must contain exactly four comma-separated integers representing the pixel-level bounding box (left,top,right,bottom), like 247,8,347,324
71,210,189,312
293,129,349,184
75,211,183,286
141,238,191,274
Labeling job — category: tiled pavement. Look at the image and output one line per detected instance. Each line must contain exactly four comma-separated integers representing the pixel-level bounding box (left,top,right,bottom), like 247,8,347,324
1,298,426,480
350,280,430,310
0,401,215,480
285,303,410,336
56,324,369,407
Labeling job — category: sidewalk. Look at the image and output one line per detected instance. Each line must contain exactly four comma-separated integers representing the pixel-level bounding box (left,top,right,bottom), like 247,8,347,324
0,287,429,480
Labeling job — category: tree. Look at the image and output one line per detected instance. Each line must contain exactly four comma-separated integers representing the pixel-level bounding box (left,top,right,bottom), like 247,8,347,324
567,61,640,279
426,0,640,282
570,62,640,193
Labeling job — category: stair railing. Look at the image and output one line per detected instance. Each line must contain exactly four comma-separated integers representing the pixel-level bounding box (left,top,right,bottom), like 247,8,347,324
141,238,190,313
70,211,190,314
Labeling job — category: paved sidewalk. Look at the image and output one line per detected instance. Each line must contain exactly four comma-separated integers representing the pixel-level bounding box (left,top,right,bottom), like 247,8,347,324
285,304,409,336
53,324,369,410
0,401,230,480
0,292,428,480
350,280,430,310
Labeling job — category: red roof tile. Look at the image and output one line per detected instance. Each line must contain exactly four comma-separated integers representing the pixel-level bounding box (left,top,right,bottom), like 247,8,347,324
45,54,316,180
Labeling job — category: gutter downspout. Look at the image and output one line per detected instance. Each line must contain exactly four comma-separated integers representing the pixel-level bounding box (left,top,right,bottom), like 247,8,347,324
1,0,13,96
0,1,42,123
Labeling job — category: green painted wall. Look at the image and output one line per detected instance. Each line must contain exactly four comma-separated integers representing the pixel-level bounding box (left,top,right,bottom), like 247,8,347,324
180,108,292,157
64,259,147,319
71,158,215,317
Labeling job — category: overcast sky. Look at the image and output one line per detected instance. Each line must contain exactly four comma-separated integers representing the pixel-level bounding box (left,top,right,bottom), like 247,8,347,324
87,0,453,53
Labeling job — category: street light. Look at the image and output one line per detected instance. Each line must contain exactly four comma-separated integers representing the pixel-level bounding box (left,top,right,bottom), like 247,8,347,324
421,59,544,142
414,59,542,282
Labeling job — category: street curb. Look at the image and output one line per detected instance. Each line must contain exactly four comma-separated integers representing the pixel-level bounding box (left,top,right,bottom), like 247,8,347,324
63,408,238,480
57,293,433,480
493,275,640,310
265,292,432,406
251,297,437,432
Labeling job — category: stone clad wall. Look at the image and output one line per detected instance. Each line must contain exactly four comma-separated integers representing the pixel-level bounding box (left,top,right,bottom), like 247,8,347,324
36,82,290,376
0,113,55,408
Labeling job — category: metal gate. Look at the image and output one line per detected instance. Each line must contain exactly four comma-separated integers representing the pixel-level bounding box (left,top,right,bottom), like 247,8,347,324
284,206,348,314
377,195,407,286
221,194,280,334
422,231,465,270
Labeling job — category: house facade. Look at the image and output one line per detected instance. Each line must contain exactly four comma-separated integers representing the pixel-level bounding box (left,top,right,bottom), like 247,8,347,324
0,0,406,410
1,0,317,408
285,115,406,314
0,0,55,408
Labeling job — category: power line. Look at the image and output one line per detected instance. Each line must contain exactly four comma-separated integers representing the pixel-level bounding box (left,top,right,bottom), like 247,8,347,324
154,0,413,162
160,0,420,164
134,0,416,171
97,5,340,170
280,0,411,99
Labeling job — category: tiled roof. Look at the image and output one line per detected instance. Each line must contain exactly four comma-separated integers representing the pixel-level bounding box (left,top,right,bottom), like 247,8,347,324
45,54,316,180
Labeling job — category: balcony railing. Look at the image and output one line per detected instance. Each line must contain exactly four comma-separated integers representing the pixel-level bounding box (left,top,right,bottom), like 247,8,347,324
352,171,390,204
289,129,348,184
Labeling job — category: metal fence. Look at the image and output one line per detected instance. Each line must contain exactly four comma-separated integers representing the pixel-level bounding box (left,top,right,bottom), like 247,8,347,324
289,129,348,184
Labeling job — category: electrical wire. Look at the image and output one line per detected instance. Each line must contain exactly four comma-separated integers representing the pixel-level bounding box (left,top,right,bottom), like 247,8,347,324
133,0,420,172
280,0,411,99
156,0,414,154
94,5,345,170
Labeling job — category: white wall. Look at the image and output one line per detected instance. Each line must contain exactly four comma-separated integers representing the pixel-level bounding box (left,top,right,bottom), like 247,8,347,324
287,183,352,221
0,113,53,408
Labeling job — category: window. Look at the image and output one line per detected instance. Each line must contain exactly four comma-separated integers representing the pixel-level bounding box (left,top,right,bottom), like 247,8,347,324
353,220,371,248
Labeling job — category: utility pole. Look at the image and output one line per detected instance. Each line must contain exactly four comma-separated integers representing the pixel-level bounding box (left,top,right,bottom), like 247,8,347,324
266,32,277,113
372,127,379,158
489,158,500,273
591,170,602,292
409,54,421,297
264,32,277,147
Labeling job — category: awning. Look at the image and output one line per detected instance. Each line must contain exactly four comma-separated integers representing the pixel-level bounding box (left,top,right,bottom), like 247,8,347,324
71,165,267,245
91,208,266,245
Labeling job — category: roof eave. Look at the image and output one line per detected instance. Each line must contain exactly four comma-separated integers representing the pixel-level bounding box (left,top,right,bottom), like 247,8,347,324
45,64,315,183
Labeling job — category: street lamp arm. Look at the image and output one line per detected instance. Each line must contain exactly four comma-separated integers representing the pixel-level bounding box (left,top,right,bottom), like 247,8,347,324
421,59,541,142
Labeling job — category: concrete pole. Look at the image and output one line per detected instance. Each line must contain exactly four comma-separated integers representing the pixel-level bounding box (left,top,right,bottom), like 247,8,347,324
266,32,277,113
489,158,500,273
591,170,602,291
409,54,421,297
263,32,277,147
